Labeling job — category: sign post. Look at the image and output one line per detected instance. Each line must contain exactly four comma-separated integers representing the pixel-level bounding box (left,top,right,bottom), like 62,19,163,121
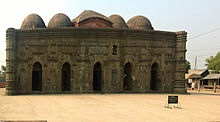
165,96,182,109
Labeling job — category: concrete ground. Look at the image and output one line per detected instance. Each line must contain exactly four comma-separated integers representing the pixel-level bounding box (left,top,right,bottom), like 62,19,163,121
0,88,220,122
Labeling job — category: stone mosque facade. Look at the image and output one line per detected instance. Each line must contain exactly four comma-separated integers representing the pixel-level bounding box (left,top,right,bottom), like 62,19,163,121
5,10,187,95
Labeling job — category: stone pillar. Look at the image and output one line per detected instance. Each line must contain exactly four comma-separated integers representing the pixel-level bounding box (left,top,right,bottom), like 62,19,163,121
198,80,200,92
79,63,86,92
5,28,17,95
173,31,187,94
214,82,216,93
79,42,87,92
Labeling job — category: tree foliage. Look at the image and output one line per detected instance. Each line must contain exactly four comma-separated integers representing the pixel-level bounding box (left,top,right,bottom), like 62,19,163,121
186,60,191,72
1,65,6,77
206,52,220,72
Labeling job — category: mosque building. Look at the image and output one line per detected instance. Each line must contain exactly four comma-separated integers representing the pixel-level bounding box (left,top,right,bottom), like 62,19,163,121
5,10,187,95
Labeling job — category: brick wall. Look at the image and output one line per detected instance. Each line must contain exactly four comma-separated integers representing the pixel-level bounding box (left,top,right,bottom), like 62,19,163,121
79,18,112,28
0,82,5,88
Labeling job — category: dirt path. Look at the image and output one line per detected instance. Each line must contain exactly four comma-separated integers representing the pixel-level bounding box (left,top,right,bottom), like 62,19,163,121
0,88,220,122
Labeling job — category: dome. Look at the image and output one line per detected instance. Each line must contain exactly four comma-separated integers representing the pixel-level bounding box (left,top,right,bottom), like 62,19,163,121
48,13,73,28
127,16,153,30
108,14,128,29
72,10,112,24
20,14,46,30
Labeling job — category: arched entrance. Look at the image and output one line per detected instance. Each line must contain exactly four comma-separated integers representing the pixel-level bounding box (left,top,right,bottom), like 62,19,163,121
93,62,102,91
150,62,160,90
62,62,71,91
123,62,132,91
32,62,42,91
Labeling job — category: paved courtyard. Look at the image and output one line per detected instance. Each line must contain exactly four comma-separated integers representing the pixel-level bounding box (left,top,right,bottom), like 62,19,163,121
0,88,220,122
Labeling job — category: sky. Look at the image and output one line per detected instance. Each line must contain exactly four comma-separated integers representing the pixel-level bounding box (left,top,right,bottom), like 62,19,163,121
0,0,220,69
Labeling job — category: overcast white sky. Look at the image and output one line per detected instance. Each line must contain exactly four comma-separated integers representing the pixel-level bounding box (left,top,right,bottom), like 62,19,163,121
0,0,220,69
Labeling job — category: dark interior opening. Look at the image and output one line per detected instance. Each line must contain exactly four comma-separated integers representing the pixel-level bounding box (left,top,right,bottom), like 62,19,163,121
112,45,117,55
62,62,71,91
203,80,208,85
123,62,132,91
93,62,102,91
32,62,42,91
150,62,160,91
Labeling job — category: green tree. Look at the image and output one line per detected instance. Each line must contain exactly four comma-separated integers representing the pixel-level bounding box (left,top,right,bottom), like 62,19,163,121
1,65,6,78
205,52,220,72
186,60,191,72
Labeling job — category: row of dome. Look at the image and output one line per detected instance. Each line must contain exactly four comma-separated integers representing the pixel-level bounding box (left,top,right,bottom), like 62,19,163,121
20,10,154,31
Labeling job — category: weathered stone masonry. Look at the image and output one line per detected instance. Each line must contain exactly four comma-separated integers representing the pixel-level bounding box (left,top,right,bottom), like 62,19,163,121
5,10,187,95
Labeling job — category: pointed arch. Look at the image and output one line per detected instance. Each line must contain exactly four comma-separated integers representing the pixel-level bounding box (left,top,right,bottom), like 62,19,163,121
93,62,102,91
32,62,42,91
150,62,161,91
123,62,132,91
62,62,71,91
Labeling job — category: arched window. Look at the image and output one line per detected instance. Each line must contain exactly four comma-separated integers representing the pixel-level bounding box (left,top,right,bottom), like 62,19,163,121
62,62,71,91
123,62,132,91
93,62,102,91
32,62,42,91
150,62,161,90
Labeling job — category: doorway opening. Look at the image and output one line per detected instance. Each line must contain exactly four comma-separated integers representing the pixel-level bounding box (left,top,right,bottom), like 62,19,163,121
32,62,42,91
93,62,102,91
62,62,71,91
123,62,132,91
150,62,160,90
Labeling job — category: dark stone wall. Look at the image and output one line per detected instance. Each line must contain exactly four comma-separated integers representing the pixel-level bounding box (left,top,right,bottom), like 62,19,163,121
6,28,187,94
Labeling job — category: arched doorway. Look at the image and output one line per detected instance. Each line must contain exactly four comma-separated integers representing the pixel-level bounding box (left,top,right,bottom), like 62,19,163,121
32,62,42,91
123,62,132,91
150,62,160,90
93,62,102,91
62,62,71,91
